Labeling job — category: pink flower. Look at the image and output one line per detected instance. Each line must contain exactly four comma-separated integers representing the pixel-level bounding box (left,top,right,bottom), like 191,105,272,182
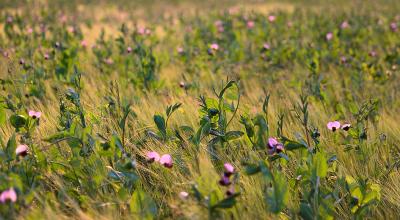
104,58,113,65
247,20,255,29
177,47,184,54
159,154,173,168
0,188,17,203
44,53,49,60
40,23,46,33
67,26,75,34
210,43,219,50
268,15,276,22
340,56,347,64
390,22,397,32
369,50,377,57
263,43,270,50
146,151,160,163
327,121,341,132
28,110,42,119
275,144,284,153
341,123,351,131
219,175,231,186
138,27,145,35
179,191,189,200
228,6,239,15
214,20,223,27
267,137,284,154
80,40,88,48
268,137,278,149
326,32,333,41
127,46,132,53
223,163,235,176
16,144,28,157
137,27,151,35
26,27,33,34
340,21,349,29
6,16,13,23
60,15,68,23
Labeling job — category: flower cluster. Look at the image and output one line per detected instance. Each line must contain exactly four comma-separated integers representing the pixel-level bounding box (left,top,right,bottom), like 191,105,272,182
218,163,236,196
28,110,42,119
146,151,173,168
267,137,284,155
327,121,351,132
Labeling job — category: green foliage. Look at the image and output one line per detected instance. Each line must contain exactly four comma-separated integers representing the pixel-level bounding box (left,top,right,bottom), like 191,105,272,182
0,1,397,219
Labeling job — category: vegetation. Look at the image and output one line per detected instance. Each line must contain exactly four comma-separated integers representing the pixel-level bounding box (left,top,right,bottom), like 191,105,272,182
0,0,399,219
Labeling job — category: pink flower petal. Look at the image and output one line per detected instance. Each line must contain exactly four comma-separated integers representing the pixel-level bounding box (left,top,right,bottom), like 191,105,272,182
0,188,17,203
16,144,28,157
146,151,160,163
219,175,231,186
159,154,173,168
179,191,189,200
268,137,278,148
276,144,284,153
268,15,276,22
210,43,219,50
224,163,235,175
326,32,333,41
327,121,341,131
247,21,255,28
28,110,42,119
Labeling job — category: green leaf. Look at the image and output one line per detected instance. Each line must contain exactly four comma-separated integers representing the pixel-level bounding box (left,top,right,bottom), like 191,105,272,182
212,193,240,209
278,153,290,161
0,107,6,126
245,164,261,175
312,152,328,178
111,135,124,154
218,80,236,99
260,161,273,181
266,171,289,214
240,116,254,138
166,103,182,117
130,189,157,220
43,131,69,142
193,120,211,146
10,114,27,129
153,115,166,137
224,131,244,141
282,138,308,151
300,203,314,220
5,133,16,160
119,104,131,130
192,185,203,202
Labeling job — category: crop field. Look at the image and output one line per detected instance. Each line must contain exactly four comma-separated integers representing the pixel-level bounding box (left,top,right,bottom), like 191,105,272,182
0,0,399,219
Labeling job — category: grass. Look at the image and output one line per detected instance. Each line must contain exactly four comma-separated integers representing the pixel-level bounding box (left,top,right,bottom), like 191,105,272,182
0,0,400,219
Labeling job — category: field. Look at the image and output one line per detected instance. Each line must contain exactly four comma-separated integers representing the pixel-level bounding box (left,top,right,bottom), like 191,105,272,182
0,0,400,219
